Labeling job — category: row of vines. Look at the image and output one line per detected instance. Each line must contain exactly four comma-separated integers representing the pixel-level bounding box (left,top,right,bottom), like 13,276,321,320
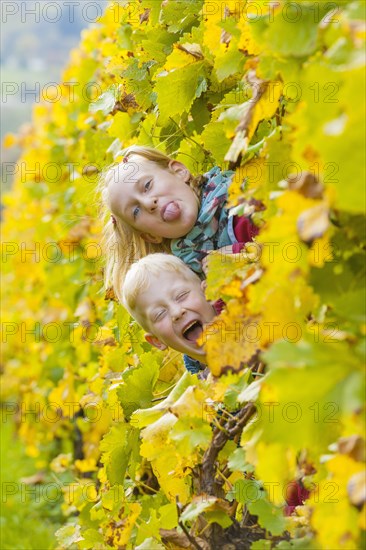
1,1,365,548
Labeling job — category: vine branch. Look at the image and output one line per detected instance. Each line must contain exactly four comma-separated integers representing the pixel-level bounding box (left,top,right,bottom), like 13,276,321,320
200,403,256,496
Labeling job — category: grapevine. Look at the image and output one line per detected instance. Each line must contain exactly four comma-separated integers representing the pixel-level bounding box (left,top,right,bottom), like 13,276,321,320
1,1,365,549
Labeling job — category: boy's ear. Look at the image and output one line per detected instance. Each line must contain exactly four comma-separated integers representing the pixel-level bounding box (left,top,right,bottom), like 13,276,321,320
168,160,190,182
201,280,207,292
144,333,167,351
140,232,163,244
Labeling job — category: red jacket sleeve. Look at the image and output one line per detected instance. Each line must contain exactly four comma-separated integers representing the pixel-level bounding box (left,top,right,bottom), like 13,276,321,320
232,215,259,253
212,298,225,315
284,481,310,516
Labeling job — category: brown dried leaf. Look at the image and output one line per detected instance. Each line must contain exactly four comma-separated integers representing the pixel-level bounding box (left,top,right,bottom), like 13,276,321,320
20,472,46,484
139,8,150,24
74,298,94,322
177,43,204,60
225,70,279,163
66,218,91,243
287,171,324,199
82,164,99,176
297,203,329,243
160,529,191,548
94,337,117,347
105,286,118,302
220,29,232,45
338,436,366,462
347,471,366,507
111,94,138,115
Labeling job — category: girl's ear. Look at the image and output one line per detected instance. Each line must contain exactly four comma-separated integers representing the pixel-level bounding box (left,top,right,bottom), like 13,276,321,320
168,160,190,182
201,280,207,292
145,333,167,351
140,232,163,244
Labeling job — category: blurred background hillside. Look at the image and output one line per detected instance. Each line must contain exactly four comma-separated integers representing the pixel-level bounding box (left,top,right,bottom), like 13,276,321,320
1,0,105,189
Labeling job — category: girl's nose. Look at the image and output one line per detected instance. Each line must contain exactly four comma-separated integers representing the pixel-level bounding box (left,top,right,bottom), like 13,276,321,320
143,196,158,211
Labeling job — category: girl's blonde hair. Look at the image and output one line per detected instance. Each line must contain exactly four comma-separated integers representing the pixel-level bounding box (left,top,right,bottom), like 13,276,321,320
122,253,200,328
99,145,204,301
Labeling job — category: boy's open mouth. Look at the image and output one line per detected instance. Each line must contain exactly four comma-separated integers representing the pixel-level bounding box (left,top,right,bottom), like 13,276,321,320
182,320,203,342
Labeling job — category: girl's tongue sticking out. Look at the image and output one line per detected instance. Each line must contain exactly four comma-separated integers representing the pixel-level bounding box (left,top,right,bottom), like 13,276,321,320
162,201,181,221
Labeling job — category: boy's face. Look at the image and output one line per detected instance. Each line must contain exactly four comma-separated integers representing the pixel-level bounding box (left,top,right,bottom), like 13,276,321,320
108,157,199,242
134,270,216,361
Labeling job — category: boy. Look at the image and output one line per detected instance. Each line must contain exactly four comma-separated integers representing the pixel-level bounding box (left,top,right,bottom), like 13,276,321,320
122,253,221,376
122,255,309,512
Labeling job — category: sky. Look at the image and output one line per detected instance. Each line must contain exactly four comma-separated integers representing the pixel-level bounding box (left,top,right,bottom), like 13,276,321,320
1,0,106,187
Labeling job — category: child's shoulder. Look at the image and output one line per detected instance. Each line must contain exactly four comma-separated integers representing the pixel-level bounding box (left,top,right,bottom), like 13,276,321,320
203,166,235,180
201,166,235,196
183,354,205,374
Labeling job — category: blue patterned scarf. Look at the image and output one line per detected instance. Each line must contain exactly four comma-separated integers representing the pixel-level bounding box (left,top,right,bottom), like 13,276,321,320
171,166,234,276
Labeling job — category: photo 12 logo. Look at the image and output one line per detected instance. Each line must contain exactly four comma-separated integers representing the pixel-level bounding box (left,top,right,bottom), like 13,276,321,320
1,2,104,24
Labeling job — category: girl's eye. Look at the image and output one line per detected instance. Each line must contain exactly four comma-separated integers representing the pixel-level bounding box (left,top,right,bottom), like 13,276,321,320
144,180,152,191
177,291,189,301
133,206,140,219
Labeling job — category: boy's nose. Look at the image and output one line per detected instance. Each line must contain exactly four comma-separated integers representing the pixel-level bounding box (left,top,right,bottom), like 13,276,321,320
172,307,186,322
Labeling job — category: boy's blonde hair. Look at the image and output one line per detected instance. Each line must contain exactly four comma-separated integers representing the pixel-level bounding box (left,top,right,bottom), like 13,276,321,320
122,253,200,329
99,145,203,300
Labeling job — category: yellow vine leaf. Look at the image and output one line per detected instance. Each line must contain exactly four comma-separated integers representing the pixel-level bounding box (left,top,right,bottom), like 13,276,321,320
225,75,282,162
169,385,208,419
48,368,82,417
140,412,178,461
3,133,17,148
151,453,190,505
310,454,363,549
164,45,202,71
105,503,142,547
203,300,261,376
255,442,297,505
229,157,267,206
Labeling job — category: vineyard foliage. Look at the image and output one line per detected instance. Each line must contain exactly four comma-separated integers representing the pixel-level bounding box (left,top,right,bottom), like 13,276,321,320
1,0,365,548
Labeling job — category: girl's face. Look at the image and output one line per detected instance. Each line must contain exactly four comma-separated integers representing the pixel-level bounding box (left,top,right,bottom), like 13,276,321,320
108,156,200,242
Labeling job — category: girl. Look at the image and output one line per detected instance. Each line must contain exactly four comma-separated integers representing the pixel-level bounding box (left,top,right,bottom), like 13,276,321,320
100,145,258,300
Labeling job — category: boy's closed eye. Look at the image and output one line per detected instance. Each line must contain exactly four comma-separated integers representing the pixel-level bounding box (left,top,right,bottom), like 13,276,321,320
153,291,189,321
154,309,166,322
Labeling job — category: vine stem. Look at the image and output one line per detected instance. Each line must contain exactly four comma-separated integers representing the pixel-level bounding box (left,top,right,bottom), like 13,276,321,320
152,384,175,396
242,126,279,160
136,481,159,494
168,117,212,156
175,496,203,550
216,467,233,490
178,521,203,550
200,403,256,496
